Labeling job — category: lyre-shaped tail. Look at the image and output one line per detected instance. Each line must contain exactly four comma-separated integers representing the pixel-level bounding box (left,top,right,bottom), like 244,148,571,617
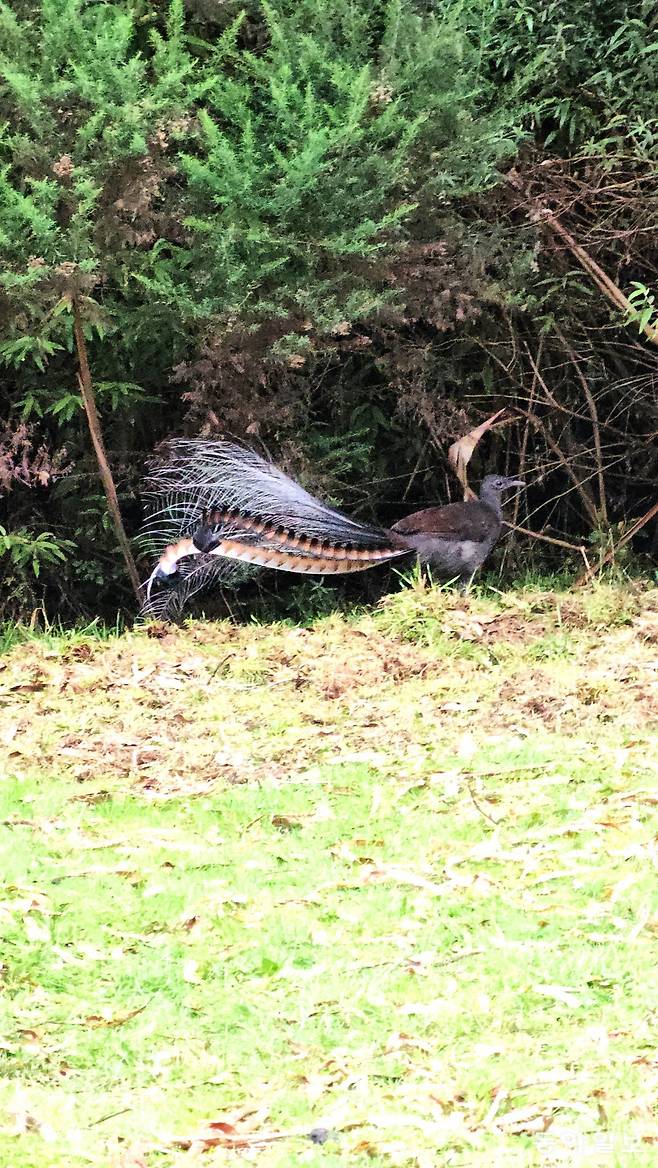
140,439,410,616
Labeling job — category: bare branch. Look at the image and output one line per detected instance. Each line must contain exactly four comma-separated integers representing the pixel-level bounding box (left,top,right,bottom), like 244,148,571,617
73,302,141,603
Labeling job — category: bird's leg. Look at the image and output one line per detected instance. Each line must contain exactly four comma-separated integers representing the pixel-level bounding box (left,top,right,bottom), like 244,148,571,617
458,571,477,596
418,561,433,589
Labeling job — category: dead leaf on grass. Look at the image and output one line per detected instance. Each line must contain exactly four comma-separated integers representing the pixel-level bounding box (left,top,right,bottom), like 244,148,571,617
495,1102,555,1134
145,623,170,639
179,914,201,932
5,678,47,694
271,813,307,830
384,1031,433,1055
342,863,445,896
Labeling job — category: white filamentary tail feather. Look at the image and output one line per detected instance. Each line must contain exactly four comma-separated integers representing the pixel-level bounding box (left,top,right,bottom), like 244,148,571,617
142,438,395,548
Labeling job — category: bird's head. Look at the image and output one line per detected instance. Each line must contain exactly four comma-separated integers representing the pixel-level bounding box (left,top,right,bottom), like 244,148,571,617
481,474,524,494
478,475,524,516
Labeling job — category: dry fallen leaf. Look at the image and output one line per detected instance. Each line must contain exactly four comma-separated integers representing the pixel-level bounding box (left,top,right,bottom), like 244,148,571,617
172,1119,303,1150
495,1102,555,1134
348,863,445,896
448,408,508,496
85,1001,150,1029
271,814,307,829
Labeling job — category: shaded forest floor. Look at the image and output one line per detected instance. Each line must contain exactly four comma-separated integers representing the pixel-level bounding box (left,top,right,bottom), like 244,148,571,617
1,582,658,1166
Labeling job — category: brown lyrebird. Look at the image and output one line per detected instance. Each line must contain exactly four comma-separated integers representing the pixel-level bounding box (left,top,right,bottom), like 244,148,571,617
142,439,522,617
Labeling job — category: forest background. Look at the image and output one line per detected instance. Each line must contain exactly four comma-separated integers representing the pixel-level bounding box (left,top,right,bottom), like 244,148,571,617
1,0,657,620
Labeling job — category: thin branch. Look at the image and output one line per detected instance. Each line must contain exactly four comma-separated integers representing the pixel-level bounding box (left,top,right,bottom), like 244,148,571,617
504,522,586,553
467,781,501,826
554,325,608,524
514,407,600,527
512,339,540,529
575,499,658,586
73,301,141,603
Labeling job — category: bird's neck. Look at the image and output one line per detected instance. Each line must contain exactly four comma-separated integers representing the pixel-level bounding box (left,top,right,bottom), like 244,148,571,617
478,483,502,519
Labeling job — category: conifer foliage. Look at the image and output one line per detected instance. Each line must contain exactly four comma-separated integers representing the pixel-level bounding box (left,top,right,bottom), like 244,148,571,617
0,0,513,613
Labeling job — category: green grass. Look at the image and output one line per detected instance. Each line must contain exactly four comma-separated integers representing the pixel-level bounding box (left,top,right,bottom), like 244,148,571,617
0,614,124,656
1,582,657,1165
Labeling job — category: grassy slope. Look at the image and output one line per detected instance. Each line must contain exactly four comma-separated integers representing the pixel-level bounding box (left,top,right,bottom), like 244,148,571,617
1,582,657,1167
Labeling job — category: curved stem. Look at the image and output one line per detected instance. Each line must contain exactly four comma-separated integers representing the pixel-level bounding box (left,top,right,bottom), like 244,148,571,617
73,301,141,603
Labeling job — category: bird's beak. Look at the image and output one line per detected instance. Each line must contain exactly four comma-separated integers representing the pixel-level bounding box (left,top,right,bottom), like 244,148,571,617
507,480,525,489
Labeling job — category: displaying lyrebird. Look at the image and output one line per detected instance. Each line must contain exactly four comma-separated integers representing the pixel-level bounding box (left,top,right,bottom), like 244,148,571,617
142,439,522,617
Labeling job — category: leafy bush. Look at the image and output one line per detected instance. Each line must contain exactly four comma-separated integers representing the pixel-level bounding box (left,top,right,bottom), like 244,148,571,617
0,0,656,619
0,0,522,616
0,0,512,373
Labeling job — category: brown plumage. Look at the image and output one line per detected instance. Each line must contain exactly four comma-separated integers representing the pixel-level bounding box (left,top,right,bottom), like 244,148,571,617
391,501,498,544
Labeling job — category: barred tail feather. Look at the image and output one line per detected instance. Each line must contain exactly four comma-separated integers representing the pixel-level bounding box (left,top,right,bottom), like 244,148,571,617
204,537,405,575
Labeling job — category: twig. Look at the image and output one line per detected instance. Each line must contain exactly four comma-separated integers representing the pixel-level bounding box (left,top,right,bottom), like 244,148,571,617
504,521,586,553
512,340,540,529
575,498,658,586
554,326,608,524
401,439,430,501
520,345,601,521
514,406,600,527
436,947,484,968
467,781,501,826
241,814,265,833
88,1107,133,1128
206,652,235,684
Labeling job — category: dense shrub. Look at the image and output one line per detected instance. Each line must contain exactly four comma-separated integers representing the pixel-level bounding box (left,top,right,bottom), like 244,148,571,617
0,0,656,617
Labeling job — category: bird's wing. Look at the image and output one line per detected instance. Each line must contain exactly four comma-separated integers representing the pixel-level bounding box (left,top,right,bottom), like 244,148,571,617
392,502,496,543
